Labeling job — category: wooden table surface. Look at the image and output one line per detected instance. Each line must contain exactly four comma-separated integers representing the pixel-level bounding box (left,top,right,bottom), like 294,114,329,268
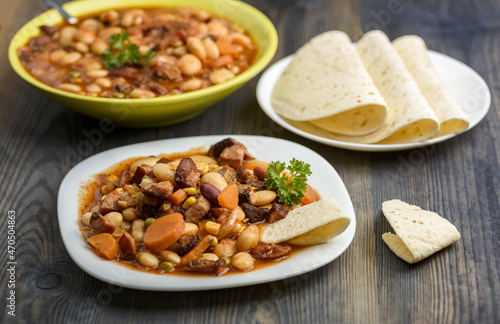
1,0,499,323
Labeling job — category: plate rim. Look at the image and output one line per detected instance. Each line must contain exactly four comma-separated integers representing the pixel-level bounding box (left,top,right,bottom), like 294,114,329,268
257,51,491,152
57,135,356,291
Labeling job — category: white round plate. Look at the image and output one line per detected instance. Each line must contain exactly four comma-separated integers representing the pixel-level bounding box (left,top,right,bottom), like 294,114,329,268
58,135,356,291
257,52,491,152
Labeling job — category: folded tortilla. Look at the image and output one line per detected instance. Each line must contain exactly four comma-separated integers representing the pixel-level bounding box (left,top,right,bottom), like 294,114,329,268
381,199,460,264
260,198,351,246
393,35,469,137
271,31,388,136
323,31,440,144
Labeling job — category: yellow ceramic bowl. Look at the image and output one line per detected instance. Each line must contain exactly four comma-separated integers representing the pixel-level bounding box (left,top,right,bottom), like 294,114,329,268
8,0,277,127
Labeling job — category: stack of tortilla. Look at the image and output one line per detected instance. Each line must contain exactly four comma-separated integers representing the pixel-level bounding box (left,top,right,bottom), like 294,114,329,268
271,30,469,144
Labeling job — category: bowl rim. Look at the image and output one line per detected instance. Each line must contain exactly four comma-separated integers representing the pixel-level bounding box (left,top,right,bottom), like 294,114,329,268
8,0,278,105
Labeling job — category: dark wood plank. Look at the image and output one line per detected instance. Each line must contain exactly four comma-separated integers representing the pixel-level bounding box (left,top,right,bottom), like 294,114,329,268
0,0,499,323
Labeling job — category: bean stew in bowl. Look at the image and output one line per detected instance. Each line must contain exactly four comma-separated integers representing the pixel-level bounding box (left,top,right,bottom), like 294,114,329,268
58,135,355,290
9,0,278,127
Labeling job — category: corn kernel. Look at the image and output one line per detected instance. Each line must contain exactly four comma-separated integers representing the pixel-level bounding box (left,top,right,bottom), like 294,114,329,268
105,175,118,183
182,196,197,209
118,200,128,208
205,221,221,235
101,194,107,201
183,187,197,196
210,237,218,246
160,261,175,272
115,187,123,193
197,162,209,175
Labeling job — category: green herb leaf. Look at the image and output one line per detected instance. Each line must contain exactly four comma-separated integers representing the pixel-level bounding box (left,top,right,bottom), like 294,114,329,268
264,159,312,207
101,31,156,70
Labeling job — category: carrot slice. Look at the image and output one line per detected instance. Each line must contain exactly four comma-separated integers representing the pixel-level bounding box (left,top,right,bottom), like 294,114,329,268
169,189,187,206
218,183,239,209
215,40,239,56
211,55,234,68
301,184,318,205
88,233,120,260
143,213,185,252
180,235,215,265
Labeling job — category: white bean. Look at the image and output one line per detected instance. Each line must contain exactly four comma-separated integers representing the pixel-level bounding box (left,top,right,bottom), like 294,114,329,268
136,252,159,268
249,190,277,206
81,212,92,225
232,252,254,271
86,69,108,78
132,219,145,243
202,37,220,59
179,78,202,92
91,38,108,55
183,223,199,236
58,83,81,93
95,78,112,88
122,207,138,222
73,42,89,53
201,172,228,191
236,225,259,252
214,239,236,258
104,212,123,228
152,162,176,183
199,253,219,261
61,52,82,65
86,84,101,93
209,68,235,85
177,54,202,75
50,50,67,63
186,37,207,60
59,26,77,46
129,88,156,99
130,156,159,173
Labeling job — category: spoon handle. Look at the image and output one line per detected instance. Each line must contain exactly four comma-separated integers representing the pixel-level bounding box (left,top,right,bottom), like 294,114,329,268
45,0,78,24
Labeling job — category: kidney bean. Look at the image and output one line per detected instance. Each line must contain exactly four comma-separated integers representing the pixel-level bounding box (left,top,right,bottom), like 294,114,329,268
200,182,221,206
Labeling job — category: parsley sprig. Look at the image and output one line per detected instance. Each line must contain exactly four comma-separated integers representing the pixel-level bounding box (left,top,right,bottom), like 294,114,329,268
101,31,156,69
264,159,312,207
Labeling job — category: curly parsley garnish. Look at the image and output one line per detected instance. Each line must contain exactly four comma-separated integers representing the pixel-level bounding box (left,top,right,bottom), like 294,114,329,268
264,159,312,207
101,31,156,69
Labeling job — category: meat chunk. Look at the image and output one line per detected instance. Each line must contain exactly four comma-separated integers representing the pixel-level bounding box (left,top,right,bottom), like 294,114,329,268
210,138,237,159
119,231,136,258
236,166,257,184
100,191,123,215
148,81,168,95
175,158,201,188
156,157,171,164
182,259,229,276
246,179,266,191
157,204,184,218
237,184,250,203
140,205,158,219
209,207,232,222
184,196,211,224
267,203,290,223
118,169,131,187
177,234,199,256
241,203,268,224
250,244,291,259
142,181,174,200
131,164,153,184
219,144,248,170
40,25,58,36
89,213,115,235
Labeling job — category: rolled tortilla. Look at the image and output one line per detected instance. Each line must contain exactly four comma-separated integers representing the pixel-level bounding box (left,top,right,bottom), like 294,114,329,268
325,30,440,144
260,198,351,246
381,199,460,264
271,31,388,136
393,35,469,137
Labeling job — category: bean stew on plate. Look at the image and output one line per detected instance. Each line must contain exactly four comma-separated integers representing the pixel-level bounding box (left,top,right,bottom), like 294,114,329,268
17,7,257,98
79,138,319,276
